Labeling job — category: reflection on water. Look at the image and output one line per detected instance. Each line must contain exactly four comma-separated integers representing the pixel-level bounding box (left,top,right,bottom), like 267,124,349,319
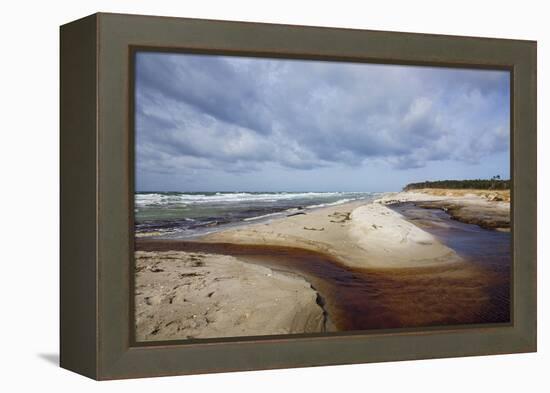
390,202,511,324
137,205,511,332
391,203,511,270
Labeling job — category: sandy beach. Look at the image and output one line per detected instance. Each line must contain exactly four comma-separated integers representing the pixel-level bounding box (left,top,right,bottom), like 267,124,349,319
136,189,511,339
135,250,325,341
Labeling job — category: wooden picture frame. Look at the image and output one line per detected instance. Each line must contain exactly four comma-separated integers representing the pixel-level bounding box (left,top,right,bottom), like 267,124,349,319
60,12,537,380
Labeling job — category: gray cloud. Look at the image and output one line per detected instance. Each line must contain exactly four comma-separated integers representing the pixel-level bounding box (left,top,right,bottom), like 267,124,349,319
135,52,509,181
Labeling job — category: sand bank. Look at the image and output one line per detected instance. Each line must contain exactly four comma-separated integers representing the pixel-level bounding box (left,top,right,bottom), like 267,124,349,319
199,198,462,269
135,250,325,341
378,190,510,231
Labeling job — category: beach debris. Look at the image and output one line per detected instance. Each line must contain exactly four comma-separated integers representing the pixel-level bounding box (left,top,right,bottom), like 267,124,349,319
149,267,164,273
303,226,325,231
328,211,351,223
179,272,202,278
190,260,204,267
188,255,204,267
144,295,162,306
287,211,306,217
150,327,160,335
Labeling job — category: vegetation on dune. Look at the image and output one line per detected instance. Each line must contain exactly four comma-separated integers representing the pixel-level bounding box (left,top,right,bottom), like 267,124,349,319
403,176,510,191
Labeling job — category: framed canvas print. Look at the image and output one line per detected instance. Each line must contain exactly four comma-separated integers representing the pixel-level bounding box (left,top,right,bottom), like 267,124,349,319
60,13,537,380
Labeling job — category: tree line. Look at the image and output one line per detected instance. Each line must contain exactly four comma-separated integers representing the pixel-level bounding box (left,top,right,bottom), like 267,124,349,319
403,178,510,191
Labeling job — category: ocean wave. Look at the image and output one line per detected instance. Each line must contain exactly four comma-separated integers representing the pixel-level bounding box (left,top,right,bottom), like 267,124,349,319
305,198,355,209
135,193,188,207
243,211,284,221
135,191,358,206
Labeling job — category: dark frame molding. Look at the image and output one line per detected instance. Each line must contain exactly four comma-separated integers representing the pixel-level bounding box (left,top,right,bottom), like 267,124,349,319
60,12,537,380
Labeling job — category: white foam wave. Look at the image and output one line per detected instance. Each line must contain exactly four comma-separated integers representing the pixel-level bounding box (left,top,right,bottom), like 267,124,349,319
135,192,358,206
306,198,355,209
243,212,283,221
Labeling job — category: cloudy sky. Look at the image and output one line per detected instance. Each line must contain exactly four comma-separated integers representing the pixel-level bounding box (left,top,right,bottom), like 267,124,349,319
135,52,510,192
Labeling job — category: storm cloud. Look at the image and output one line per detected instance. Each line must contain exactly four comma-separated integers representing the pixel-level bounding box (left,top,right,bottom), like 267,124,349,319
135,52,509,191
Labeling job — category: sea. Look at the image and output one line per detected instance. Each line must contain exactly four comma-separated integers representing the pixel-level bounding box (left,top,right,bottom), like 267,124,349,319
135,191,378,238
